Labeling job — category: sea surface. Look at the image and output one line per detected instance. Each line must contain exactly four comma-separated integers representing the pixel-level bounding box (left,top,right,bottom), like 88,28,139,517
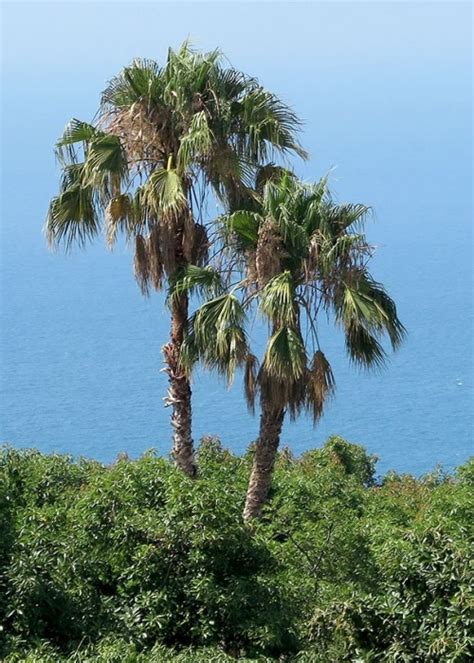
1,3,472,477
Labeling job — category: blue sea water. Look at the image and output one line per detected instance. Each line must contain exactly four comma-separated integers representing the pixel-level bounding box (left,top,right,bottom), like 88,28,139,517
1,3,472,476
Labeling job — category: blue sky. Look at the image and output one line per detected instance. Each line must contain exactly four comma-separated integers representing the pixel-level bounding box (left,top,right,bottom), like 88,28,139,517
2,2,471,228
2,2,471,74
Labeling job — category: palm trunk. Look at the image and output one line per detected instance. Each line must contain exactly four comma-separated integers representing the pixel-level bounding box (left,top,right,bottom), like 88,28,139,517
243,403,285,520
160,188,198,477
163,290,196,477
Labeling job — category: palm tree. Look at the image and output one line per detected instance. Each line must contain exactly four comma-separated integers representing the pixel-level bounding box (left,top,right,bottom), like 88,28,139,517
45,43,306,476
185,173,405,517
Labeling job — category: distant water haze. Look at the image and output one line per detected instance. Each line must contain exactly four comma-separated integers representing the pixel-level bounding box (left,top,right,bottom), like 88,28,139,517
1,2,472,475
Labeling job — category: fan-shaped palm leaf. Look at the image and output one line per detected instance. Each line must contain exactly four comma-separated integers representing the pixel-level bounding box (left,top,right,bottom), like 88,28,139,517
168,265,224,306
262,325,306,381
259,271,296,325
184,293,249,384
45,163,100,250
144,165,187,216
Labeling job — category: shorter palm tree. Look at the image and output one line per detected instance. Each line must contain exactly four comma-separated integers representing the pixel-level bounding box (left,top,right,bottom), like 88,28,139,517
183,173,405,519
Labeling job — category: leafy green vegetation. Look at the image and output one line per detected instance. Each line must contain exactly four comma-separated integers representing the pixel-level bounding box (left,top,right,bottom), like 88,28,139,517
1,438,472,661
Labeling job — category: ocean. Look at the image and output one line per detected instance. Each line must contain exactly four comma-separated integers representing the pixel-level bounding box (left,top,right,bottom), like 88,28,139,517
1,2,472,477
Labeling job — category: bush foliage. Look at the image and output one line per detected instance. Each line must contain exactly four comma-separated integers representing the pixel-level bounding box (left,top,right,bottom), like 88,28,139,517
0,437,472,661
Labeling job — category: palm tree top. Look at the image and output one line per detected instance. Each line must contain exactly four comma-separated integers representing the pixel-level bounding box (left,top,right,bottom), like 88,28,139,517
45,42,308,256
183,172,405,420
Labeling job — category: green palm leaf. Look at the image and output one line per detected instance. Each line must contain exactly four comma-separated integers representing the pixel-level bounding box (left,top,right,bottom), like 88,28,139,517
262,325,306,381
101,58,163,109
45,163,100,250
222,210,261,245
83,134,128,192
177,111,213,172
144,166,187,215
244,353,259,414
260,272,296,325
168,265,224,306
56,119,100,164
185,293,249,384
345,322,387,368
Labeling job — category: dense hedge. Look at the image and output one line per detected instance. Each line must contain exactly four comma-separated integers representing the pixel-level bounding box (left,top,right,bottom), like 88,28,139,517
0,438,472,661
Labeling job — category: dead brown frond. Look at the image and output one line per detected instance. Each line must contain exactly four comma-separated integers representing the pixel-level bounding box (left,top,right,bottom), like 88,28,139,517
277,445,295,467
134,234,150,296
111,173,121,198
191,223,209,266
258,367,306,420
160,212,177,275
105,194,131,249
182,212,195,262
245,249,258,290
306,350,335,422
244,353,259,414
256,219,285,288
147,224,163,290
103,101,170,170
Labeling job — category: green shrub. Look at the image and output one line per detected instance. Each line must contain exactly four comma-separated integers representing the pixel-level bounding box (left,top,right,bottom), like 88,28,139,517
1,441,472,661
0,444,294,659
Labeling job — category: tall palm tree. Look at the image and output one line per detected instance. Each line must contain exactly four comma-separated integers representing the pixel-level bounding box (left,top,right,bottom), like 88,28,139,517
45,43,306,476
184,173,405,517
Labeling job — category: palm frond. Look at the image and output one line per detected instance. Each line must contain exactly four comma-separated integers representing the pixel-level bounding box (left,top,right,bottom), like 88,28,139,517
144,166,187,216
56,118,100,164
180,316,200,375
238,87,308,161
134,234,150,296
277,212,308,263
262,325,306,381
258,367,306,420
363,277,406,350
105,193,132,248
322,234,368,263
261,175,291,219
101,58,163,109
255,163,294,196
335,271,406,351
259,271,296,325
45,163,100,250
177,111,213,172
222,210,261,246
191,293,249,384
244,353,259,414
83,134,128,194
341,285,385,328
326,202,371,233
306,350,335,422
168,265,223,307
345,321,387,369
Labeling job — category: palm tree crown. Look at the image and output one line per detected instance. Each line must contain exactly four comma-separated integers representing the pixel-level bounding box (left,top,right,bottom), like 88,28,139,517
188,172,405,415
46,43,306,265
